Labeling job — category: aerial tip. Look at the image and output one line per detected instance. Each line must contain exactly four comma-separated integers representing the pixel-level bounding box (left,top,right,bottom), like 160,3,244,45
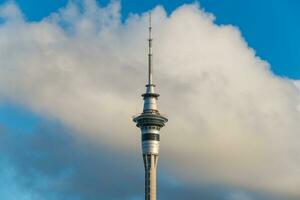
149,12,152,39
149,12,152,28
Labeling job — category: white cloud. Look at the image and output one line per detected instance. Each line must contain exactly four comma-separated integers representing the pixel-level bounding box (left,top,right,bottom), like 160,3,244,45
0,2,23,22
294,81,300,112
0,0,299,199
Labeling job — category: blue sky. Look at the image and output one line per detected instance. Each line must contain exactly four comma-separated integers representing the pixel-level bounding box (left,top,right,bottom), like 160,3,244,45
0,1,299,200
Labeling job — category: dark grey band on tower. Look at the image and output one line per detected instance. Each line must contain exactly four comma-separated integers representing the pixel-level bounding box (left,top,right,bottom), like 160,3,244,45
142,92,159,98
142,133,160,141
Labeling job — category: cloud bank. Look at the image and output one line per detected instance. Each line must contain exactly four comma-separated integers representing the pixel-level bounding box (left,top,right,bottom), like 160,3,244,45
0,0,299,199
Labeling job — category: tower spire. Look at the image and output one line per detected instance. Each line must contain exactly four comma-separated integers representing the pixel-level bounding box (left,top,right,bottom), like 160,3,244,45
148,12,153,85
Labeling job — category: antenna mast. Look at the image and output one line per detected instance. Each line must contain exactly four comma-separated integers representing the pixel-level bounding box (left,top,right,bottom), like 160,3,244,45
148,12,153,85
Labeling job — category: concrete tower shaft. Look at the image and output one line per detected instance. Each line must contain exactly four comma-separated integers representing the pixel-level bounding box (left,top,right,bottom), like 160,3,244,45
143,154,158,200
133,13,167,200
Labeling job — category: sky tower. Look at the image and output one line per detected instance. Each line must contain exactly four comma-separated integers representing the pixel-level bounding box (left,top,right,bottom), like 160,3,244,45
133,14,168,200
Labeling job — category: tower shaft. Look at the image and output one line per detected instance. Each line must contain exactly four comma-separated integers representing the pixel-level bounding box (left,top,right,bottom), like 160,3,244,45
143,154,158,200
